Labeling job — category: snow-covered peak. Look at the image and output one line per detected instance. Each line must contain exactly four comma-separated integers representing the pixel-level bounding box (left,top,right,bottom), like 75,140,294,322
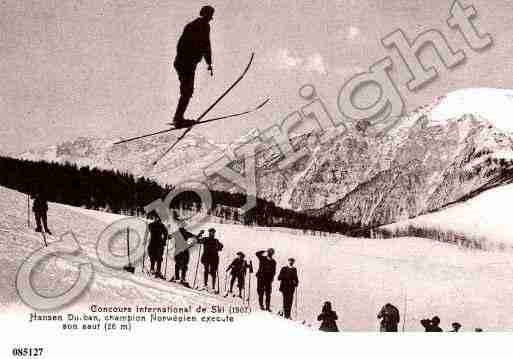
431,88,513,132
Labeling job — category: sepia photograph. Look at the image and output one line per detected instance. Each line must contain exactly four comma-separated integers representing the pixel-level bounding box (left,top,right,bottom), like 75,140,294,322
1,0,512,358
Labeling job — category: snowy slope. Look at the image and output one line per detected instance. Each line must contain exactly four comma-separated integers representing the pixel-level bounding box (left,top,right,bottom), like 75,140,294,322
381,181,513,248
2,185,513,331
0,186,235,317
60,202,513,331
431,88,513,132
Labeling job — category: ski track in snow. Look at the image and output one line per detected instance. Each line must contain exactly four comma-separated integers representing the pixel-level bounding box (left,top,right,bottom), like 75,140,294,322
2,185,513,331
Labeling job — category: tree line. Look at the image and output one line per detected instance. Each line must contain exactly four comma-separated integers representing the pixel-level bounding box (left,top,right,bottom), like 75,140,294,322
0,156,358,234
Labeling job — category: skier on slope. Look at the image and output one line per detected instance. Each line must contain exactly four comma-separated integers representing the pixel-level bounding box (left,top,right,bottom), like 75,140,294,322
170,211,204,287
377,303,400,332
317,301,339,332
225,252,252,298
32,191,52,235
147,213,168,279
255,248,276,311
197,227,223,292
173,5,215,128
277,258,299,319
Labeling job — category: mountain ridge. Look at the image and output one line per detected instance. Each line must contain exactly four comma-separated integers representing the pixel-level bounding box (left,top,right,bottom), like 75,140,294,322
17,88,513,229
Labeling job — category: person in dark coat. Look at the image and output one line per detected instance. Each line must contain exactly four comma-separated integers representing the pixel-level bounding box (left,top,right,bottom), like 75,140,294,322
255,248,276,311
450,322,461,332
277,258,299,319
318,301,339,332
377,303,400,332
173,5,214,128
225,252,252,298
33,192,51,235
147,214,168,279
171,225,204,287
421,316,443,332
197,227,223,292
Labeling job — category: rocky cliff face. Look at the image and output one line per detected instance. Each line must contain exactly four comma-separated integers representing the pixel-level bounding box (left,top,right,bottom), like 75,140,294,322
208,88,513,228
18,88,513,229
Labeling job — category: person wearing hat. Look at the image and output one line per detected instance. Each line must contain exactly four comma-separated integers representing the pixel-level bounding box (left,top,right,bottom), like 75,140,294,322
172,5,215,128
277,258,299,319
197,227,224,292
255,248,277,311
147,212,169,279
225,252,252,298
170,211,204,287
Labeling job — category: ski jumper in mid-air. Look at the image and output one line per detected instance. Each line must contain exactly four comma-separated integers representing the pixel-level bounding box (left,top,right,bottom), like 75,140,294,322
173,5,214,128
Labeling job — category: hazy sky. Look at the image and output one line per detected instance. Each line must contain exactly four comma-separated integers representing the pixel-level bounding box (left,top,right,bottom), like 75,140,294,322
1,0,512,154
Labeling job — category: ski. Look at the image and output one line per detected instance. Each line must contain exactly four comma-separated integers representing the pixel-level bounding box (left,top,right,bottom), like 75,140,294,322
151,52,256,166
164,98,270,129
113,53,261,147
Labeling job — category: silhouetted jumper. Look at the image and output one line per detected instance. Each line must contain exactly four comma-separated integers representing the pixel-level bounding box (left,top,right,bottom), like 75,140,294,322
173,5,214,127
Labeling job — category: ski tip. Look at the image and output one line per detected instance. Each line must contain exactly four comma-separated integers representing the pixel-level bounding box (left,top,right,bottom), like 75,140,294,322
258,98,270,109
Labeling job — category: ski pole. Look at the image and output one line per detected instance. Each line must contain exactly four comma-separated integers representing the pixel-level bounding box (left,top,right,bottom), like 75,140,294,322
164,238,169,278
247,260,253,306
247,272,251,307
293,286,298,319
27,194,30,228
216,267,220,294
123,227,135,273
402,290,408,332
141,225,148,274
224,270,229,293
193,244,202,288
40,232,48,247
127,228,131,267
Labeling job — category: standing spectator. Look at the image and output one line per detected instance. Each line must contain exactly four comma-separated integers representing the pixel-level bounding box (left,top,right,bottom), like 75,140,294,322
277,258,299,319
377,303,401,332
255,248,277,311
33,192,51,235
318,301,339,332
225,252,251,298
198,228,223,292
170,211,203,287
147,214,168,279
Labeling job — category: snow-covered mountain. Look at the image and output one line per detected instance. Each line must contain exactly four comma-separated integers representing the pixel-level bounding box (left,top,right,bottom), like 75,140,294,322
18,88,513,229
18,132,225,186
208,88,513,228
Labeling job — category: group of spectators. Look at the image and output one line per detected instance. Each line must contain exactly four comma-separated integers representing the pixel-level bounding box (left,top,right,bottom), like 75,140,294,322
318,302,482,332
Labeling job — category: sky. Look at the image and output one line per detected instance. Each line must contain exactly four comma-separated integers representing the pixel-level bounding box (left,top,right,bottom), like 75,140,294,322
1,0,513,154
